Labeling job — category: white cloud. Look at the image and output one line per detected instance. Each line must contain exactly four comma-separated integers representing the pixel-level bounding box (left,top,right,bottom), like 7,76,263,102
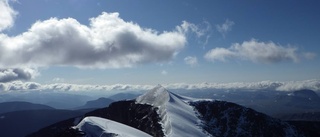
0,81,41,91
1,80,319,92
0,68,38,83
176,21,212,48
204,48,236,62
164,80,320,92
204,39,315,64
0,12,192,69
184,56,198,67
161,70,168,75
52,77,65,82
0,81,154,92
177,21,210,38
0,0,17,32
0,2,211,83
216,19,234,37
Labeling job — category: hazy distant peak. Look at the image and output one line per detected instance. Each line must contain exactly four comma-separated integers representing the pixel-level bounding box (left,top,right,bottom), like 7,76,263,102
293,89,319,100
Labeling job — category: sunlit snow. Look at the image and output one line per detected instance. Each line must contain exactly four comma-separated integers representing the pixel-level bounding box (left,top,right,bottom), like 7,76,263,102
136,85,210,137
75,116,152,137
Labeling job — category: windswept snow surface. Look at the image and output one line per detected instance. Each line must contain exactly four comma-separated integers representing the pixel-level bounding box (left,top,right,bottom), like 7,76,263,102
75,116,152,137
136,85,209,137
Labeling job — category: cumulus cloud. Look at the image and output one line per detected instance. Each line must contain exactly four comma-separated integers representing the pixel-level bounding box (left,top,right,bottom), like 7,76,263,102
184,56,198,67
177,21,212,47
0,68,38,83
0,81,41,91
216,19,234,37
1,80,319,92
177,21,210,38
0,12,196,69
204,39,315,64
0,0,17,31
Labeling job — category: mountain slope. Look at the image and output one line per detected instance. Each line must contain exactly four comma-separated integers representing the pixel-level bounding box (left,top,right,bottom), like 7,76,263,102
191,101,299,137
136,85,209,136
75,116,152,137
0,109,89,137
30,85,307,137
29,100,164,137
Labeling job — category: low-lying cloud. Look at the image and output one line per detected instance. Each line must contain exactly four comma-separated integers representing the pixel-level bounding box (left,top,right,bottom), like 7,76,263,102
0,68,38,83
205,39,315,64
1,79,319,92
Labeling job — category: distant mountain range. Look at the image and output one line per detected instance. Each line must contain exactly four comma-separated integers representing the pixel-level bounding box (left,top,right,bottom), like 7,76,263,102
29,86,315,137
174,89,320,118
0,92,93,109
0,101,54,114
0,97,115,137
73,97,114,110
107,92,140,101
0,109,88,137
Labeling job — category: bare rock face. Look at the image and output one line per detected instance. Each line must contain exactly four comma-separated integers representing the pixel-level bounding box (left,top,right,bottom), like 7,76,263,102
28,100,164,137
190,100,304,137
86,100,164,137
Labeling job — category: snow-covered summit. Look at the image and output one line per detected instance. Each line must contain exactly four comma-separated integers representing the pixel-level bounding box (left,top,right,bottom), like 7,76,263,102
75,116,151,137
136,84,170,107
136,85,209,137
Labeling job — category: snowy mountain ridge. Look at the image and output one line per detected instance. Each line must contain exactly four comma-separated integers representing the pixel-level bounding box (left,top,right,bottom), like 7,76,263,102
30,85,306,137
136,85,209,137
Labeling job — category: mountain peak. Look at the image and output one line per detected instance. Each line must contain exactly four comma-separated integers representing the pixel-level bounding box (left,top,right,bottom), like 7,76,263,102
136,85,170,107
135,85,209,136
293,89,320,100
294,89,318,96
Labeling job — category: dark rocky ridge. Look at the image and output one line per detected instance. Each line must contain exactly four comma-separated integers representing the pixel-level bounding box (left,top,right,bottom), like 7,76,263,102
28,100,164,137
85,100,164,137
191,101,304,137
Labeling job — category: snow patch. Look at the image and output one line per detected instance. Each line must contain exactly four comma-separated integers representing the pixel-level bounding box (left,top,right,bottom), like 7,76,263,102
74,116,152,137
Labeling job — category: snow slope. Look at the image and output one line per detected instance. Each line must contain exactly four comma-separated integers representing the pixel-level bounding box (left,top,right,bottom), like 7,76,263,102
75,116,151,137
136,85,209,137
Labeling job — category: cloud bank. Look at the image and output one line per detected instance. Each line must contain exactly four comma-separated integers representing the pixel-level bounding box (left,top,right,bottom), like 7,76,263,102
0,68,38,83
1,80,319,92
205,39,315,64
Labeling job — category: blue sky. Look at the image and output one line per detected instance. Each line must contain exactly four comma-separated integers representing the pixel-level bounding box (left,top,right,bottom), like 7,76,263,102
0,0,320,91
